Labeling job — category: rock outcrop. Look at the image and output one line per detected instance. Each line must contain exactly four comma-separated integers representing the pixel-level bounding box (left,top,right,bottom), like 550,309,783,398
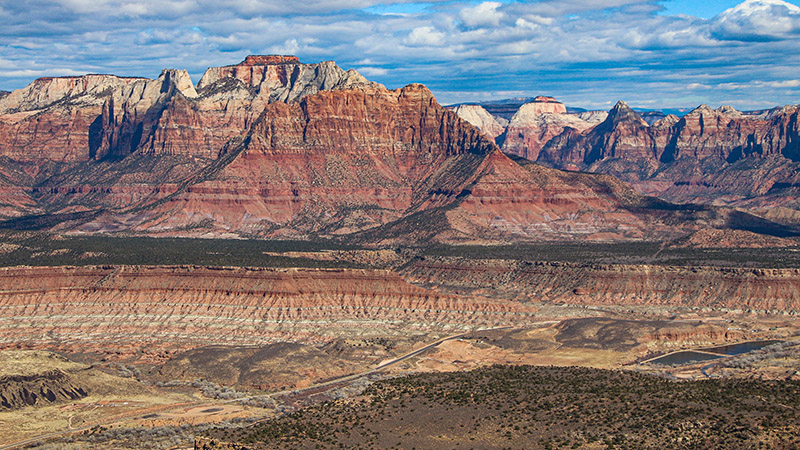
536,102,800,209
0,265,533,361
539,101,659,166
0,75,142,162
402,256,800,313
454,95,800,213
0,369,87,409
450,104,506,139
502,102,596,160
0,57,794,242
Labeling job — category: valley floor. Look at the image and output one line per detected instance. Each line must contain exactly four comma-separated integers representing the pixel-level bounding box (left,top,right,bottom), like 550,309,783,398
1,233,799,449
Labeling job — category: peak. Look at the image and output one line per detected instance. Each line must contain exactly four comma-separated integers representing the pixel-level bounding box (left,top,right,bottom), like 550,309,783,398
511,99,567,121
602,100,648,127
612,100,630,110
240,55,300,66
687,104,718,116
533,96,561,104
608,100,637,117
158,69,198,98
717,105,742,116
197,56,375,104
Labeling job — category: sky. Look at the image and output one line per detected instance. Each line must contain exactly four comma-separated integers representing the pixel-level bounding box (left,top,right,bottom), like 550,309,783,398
1,0,799,110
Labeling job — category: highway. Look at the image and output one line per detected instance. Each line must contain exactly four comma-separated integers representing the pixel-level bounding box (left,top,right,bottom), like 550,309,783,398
0,326,511,450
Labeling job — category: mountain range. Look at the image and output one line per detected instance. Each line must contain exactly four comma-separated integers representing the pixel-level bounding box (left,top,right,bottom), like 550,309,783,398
452,96,800,223
0,56,795,243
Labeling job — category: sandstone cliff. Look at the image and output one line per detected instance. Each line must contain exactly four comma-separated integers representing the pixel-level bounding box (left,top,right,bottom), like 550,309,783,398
455,95,800,213
0,57,792,242
535,102,800,210
450,104,506,139
502,101,596,161
0,75,143,163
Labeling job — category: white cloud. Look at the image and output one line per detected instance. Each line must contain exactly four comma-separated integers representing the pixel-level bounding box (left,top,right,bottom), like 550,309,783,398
768,79,800,87
712,0,800,40
0,0,798,110
357,66,388,76
459,2,504,28
404,26,446,46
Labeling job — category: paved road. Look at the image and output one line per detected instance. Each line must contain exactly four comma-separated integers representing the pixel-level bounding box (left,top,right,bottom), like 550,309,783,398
0,326,511,450
223,326,512,404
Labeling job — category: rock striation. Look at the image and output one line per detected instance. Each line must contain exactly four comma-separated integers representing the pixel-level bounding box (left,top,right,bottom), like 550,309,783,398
0,75,143,162
493,96,607,161
0,265,533,361
455,95,800,212
0,57,792,241
402,256,800,313
528,101,800,209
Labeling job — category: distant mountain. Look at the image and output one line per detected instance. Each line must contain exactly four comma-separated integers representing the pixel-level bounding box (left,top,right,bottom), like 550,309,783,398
451,96,800,215
1,55,761,243
448,97,537,120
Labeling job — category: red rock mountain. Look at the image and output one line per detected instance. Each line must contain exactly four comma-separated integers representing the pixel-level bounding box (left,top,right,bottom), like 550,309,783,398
0,56,791,242
469,96,800,212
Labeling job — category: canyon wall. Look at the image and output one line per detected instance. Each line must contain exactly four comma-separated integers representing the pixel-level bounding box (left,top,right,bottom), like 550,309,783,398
402,256,800,313
0,265,532,362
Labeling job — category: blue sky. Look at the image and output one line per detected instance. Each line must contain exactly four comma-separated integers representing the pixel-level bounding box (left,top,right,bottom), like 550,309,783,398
1,0,799,110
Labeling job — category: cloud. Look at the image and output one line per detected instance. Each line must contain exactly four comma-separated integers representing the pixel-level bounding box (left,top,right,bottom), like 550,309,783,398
356,66,389,76
711,0,800,41
459,2,504,28
405,26,446,46
768,79,800,87
0,0,798,110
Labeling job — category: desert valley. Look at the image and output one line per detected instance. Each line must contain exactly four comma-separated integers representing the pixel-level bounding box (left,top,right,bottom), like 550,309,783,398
0,46,799,450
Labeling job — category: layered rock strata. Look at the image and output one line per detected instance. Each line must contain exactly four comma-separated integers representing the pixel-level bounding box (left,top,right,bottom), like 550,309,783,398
529,102,800,209
403,256,800,313
0,57,791,241
0,265,532,361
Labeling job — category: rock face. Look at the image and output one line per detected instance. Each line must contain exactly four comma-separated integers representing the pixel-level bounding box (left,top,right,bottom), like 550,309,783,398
539,101,660,166
535,102,800,209
0,56,792,241
0,265,532,361
456,95,800,212
502,101,596,160
450,104,506,139
0,370,87,409
402,256,800,313
0,75,143,162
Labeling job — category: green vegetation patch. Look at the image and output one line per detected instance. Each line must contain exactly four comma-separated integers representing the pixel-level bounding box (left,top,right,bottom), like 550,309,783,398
0,231,364,268
206,365,800,450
